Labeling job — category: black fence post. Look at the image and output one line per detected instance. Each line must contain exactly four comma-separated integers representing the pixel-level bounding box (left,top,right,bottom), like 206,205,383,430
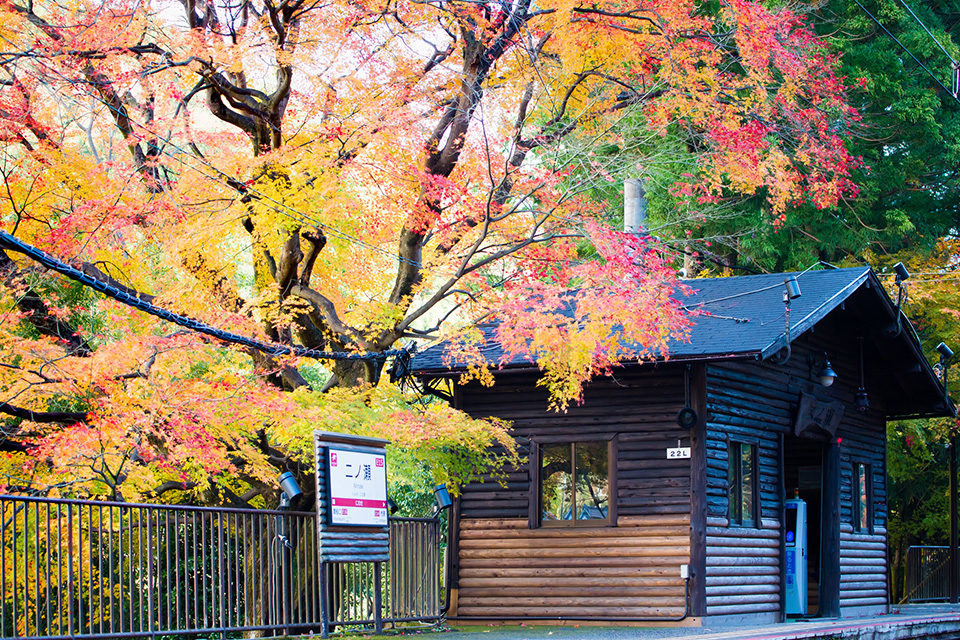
374,561,384,633
951,432,958,604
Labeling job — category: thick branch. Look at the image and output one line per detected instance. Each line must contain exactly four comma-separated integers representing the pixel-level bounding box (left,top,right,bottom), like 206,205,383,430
0,248,92,356
289,284,372,349
0,402,87,423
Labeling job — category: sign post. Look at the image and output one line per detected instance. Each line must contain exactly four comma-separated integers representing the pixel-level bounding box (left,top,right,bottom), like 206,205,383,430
314,432,391,636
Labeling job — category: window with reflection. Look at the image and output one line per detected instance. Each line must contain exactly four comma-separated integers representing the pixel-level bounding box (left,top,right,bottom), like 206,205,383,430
853,462,871,533
728,441,757,527
540,441,610,525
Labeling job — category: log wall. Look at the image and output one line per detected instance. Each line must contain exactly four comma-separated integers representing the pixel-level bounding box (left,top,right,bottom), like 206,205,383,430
457,515,689,618
704,309,889,619
453,367,691,618
704,361,786,618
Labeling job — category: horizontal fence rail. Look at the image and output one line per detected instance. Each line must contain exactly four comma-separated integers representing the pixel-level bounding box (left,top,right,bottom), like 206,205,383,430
0,495,444,638
905,545,952,603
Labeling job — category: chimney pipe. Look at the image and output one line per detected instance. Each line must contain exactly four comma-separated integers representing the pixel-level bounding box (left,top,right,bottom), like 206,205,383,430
624,179,647,234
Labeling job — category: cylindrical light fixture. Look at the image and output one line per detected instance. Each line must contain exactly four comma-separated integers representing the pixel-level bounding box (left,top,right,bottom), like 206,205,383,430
434,484,453,511
785,275,802,300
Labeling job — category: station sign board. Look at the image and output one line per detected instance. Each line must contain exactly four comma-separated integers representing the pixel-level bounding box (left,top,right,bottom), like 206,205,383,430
327,447,388,526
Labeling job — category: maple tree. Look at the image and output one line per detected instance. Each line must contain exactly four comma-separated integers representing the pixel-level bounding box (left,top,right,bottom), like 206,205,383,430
600,0,959,275
0,0,861,502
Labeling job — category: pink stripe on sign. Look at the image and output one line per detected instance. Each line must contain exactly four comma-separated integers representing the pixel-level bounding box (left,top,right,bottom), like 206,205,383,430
331,498,388,509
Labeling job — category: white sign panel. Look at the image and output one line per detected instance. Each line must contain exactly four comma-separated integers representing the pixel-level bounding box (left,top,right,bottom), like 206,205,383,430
666,447,691,459
327,448,388,526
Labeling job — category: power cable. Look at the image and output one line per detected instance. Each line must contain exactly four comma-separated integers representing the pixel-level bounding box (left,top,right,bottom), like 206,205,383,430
892,0,957,66
0,230,411,365
851,0,960,105
684,262,822,309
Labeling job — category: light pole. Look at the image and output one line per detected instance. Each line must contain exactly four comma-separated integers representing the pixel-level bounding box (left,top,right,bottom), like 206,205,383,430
277,472,303,632
937,343,956,603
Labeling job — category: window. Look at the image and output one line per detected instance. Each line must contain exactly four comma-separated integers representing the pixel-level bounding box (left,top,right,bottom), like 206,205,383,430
539,441,611,526
853,462,871,533
728,441,757,527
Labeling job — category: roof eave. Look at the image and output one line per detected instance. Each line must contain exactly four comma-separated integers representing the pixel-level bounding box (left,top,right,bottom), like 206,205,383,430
887,403,958,420
757,267,956,419
413,350,761,379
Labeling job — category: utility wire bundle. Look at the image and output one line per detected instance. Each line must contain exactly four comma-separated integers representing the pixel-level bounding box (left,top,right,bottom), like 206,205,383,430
0,231,413,373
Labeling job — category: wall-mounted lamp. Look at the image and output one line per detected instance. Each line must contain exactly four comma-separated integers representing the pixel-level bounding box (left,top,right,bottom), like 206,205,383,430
810,352,837,387
855,336,869,413
433,484,453,516
818,360,837,387
892,262,911,337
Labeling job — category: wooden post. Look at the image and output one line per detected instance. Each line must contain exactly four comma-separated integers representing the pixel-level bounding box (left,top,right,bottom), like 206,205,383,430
778,431,786,622
319,560,330,638
688,363,707,617
951,432,958,603
821,439,841,618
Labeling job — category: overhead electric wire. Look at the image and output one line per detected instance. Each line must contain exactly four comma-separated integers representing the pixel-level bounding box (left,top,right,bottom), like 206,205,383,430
684,262,822,309
851,0,960,106
892,0,957,66
0,231,410,364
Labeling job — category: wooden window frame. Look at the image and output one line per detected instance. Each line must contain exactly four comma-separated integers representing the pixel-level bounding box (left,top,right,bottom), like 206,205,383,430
728,440,758,528
530,436,617,529
852,461,872,534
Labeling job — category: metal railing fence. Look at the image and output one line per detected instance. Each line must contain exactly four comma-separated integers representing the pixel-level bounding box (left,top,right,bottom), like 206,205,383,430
0,495,321,639
326,517,443,628
0,495,444,639
905,545,951,603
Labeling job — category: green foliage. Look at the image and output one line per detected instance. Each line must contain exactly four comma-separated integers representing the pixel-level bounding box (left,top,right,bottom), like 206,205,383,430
577,2,960,274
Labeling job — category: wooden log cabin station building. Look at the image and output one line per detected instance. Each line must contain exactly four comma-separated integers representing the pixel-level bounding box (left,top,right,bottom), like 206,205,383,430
410,266,956,626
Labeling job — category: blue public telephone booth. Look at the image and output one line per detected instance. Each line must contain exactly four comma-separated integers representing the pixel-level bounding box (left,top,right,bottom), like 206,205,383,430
784,497,808,616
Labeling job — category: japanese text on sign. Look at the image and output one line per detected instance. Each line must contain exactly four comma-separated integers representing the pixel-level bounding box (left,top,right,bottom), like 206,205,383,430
328,448,388,526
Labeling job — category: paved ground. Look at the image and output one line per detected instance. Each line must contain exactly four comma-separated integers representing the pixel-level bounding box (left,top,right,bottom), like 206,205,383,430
402,605,960,640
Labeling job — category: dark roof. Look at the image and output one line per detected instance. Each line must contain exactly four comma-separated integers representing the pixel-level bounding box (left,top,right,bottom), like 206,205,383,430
411,266,955,419
414,267,870,370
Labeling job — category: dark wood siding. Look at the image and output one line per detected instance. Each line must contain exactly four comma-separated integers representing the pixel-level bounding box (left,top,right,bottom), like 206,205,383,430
452,367,691,618
837,403,888,611
704,309,889,618
704,360,787,617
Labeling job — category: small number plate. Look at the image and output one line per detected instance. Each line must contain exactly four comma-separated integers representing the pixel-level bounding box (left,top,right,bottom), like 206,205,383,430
666,447,691,459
